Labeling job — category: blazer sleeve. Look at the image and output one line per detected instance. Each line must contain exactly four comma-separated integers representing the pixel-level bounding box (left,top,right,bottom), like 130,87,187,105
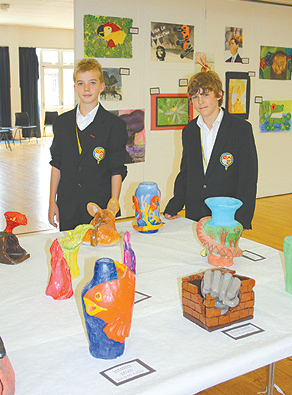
108,116,128,180
164,127,188,215
235,121,258,229
49,115,62,170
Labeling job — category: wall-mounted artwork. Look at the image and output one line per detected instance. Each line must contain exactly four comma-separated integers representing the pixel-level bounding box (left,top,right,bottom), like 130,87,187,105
111,110,145,163
195,52,215,73
151,22,194,62
225,72,250,119
259,46,292,80
100,68,122,101
84,15,133,58
259,100,292,132
225,27,243,63
151,94,193,130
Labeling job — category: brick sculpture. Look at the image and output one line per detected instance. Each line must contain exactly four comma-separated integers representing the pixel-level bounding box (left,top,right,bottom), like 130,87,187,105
182,269,255,331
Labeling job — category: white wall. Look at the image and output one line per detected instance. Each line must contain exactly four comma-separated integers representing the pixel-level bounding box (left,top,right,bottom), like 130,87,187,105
0,25,74,122
71,0,292,217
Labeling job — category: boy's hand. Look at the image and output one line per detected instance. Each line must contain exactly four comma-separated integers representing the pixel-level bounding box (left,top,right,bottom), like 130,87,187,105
48,201,59,228
164,213,180,220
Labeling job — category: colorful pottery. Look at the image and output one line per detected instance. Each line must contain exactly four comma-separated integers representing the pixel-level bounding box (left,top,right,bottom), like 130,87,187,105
283,236,292,294
82,236,136,359
196,197,243,267
132,181,163,233
0,336,15,395
59,224,93,279
0,211,30,265
46,239,73,300
82,198,120,247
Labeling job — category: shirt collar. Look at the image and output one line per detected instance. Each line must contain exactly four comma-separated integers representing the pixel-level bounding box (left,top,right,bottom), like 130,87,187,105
77,102,99,121
197,108,223,130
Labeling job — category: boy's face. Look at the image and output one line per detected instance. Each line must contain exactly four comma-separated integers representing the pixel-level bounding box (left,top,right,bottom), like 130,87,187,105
74,70,105,108
191,89,222,122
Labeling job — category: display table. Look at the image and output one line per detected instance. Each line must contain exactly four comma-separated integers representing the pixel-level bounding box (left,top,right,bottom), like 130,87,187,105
1,217,291,394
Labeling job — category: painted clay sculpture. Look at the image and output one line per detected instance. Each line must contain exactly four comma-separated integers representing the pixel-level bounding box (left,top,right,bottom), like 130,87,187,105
132,182,163,233
59,224,93,279
0,211,30,265
123,231,136,274
46,239,73,300
82,198,120,246
82,234,136,359
182,268,255,331
196,197,243,267
283,236,292,294
0,336,15,395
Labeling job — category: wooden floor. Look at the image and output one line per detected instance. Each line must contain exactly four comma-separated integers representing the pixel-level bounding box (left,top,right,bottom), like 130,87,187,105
1,138,291,394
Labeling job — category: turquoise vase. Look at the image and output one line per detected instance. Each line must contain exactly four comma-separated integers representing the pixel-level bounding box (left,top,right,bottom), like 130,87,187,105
283,236,292,294
196,197,243,267
132,182,163,233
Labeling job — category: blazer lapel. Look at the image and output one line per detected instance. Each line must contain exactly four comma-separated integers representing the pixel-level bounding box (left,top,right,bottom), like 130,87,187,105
79,105,105,159
205,110,232,178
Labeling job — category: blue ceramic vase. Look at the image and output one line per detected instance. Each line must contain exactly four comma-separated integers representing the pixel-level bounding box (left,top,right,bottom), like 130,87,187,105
81,258,125,359
132,182,163,233
196,197,243,267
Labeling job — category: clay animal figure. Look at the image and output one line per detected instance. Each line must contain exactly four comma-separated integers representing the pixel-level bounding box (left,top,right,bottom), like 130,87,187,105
82,198,120,247
0,336,15,395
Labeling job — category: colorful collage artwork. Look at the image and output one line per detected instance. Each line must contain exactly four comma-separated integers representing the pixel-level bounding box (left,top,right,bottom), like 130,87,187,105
151,22,194,62
259,100,292,132
84,15,133,58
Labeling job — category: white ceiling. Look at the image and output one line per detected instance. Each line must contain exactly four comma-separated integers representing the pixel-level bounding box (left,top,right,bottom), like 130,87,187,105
0,0,73,30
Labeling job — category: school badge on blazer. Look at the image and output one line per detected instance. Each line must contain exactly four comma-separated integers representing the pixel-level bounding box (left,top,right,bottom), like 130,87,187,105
220,152,234,170
93,147,105,164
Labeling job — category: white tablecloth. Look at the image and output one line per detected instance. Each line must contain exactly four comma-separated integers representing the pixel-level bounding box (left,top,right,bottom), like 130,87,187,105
0,217,291,395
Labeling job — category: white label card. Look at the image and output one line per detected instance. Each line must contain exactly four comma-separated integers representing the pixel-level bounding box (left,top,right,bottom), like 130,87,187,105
222,323,264,340
100,359,156,386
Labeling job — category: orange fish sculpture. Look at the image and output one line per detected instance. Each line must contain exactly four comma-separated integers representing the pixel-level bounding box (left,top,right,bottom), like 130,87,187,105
82,232,136,359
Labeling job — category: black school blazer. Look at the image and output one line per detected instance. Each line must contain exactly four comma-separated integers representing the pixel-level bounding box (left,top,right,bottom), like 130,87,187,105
165,110,258,229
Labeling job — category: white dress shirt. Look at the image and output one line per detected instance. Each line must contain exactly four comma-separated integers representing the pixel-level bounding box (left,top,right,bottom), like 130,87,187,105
76,103,100,131
197,108,223,174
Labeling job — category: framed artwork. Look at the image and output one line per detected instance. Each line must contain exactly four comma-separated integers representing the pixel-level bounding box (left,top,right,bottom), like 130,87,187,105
150,22,194,62
195,52,215,73
259,46,292,80
100,68,122,101
225,72,250,119
111,109,145,163
259,100,292,132
225,27,243,63
151,94,193,130
84,15,133,58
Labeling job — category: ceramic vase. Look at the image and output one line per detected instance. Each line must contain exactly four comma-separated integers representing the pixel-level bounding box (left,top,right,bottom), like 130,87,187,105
82,257,135,359
196,197,243,267
132,181,163,233
283,236,292,294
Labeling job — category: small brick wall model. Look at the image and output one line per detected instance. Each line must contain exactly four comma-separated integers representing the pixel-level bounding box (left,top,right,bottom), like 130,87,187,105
182,269,255,331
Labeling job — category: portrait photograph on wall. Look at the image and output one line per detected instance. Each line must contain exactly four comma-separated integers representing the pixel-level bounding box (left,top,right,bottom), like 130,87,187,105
151,94,193,130
84,14,133,58
225,27,243,63
225,72,250,119
259,100,292,132
195,52,215,73
150,22,194,62
259,46,292,80
100,68,122,101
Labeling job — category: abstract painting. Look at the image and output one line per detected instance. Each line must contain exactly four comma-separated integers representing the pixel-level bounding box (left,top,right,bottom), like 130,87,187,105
151,94,193,130
259,46,292,80
151,22,194,62
259,100,292,132
84,15,133,58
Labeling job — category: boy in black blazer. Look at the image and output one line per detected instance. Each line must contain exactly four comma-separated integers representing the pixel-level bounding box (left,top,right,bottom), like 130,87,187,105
48,58,128,231
164,71,258,229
